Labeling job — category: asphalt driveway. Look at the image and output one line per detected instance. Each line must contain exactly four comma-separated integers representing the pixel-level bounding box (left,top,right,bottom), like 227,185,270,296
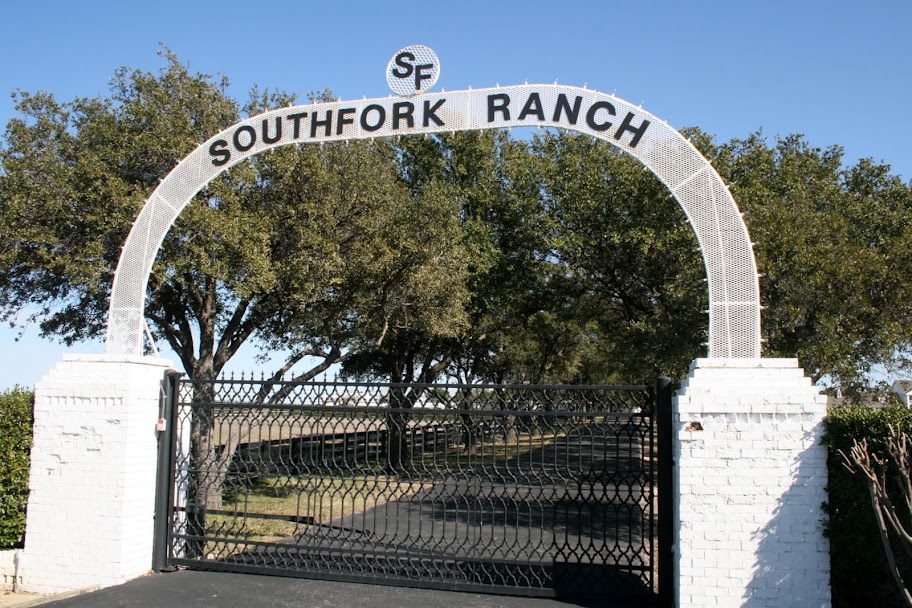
35,570,618,608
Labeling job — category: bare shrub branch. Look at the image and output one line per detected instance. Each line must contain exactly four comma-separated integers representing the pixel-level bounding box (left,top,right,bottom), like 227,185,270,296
841,426,912,607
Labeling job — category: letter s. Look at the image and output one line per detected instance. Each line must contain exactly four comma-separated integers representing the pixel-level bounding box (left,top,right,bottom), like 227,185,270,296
209,140,230,166
391,52,414,79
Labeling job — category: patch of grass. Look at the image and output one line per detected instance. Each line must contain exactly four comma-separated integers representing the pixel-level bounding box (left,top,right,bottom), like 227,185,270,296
208,474,431,542
417,431,559,469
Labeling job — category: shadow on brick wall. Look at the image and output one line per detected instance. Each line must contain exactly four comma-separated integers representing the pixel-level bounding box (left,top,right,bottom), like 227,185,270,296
745,424,830,607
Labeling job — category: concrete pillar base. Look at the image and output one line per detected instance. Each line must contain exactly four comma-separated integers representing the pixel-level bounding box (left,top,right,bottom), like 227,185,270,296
674,358,830,607
21,355,173,594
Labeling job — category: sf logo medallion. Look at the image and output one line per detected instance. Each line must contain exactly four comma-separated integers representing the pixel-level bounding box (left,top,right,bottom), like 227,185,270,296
387,45,440,96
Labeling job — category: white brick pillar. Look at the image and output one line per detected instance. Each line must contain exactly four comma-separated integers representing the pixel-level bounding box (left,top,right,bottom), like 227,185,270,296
20,354,173,594
674,358,830,607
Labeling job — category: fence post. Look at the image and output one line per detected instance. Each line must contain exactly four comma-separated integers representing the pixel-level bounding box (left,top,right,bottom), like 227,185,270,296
656,376,675,607
152,370,181,571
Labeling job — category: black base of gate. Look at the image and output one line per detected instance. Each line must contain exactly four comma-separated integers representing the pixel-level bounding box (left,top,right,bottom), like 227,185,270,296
172,554,659,604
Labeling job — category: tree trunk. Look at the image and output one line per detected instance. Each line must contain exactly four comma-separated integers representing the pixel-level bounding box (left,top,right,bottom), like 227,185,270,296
459,388,478,455
503,414,519,445
189,381,225,512
385,385,420,473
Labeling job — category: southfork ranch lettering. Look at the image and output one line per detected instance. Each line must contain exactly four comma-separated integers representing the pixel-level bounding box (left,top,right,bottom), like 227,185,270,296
206,85,651,168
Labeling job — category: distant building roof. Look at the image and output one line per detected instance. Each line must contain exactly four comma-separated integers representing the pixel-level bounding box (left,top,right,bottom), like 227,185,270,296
891,380,912,407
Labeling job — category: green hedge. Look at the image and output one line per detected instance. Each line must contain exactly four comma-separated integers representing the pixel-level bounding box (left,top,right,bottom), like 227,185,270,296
0,387,33,549
824,405,912,608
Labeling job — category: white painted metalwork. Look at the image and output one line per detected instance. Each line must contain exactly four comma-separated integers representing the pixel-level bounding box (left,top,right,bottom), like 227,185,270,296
387,45,440,96
105,84,761,358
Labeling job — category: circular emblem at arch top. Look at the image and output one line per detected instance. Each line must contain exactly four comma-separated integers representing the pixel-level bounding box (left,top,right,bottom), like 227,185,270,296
387,45,441,96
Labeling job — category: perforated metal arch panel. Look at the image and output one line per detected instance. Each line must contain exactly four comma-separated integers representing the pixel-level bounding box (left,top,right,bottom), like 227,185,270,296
105,85,761,358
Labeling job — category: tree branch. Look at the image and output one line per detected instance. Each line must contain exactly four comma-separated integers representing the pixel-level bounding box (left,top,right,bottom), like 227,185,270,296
213,297,255,371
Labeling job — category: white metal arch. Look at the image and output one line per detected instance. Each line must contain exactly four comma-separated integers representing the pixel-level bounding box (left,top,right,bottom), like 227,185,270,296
105,84,761,358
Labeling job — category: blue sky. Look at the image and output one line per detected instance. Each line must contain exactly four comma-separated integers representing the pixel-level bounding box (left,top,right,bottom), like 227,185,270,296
1,0,910,389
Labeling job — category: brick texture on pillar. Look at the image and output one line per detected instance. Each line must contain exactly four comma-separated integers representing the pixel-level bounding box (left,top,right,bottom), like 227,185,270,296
674,358,830,608
21,354,173,594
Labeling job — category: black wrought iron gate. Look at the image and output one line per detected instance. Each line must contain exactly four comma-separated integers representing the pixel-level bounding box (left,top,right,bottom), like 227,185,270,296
153,376,674,605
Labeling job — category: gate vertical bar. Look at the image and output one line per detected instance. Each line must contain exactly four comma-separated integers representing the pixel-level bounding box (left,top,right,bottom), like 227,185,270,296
152,369,182,571
656,376,675,607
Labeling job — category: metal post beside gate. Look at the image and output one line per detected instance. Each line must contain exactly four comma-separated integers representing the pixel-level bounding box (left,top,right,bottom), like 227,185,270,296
656,376,676,607
152,370,182,571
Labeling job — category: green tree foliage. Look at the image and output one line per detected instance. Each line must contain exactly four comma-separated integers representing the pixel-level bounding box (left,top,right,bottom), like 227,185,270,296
0,387,32,549
342,129,548,384
709,132,912,391
0,52,239,348
535,130,707,382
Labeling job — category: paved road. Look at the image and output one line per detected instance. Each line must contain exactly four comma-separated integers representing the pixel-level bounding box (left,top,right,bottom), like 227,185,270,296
31,570,624,608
